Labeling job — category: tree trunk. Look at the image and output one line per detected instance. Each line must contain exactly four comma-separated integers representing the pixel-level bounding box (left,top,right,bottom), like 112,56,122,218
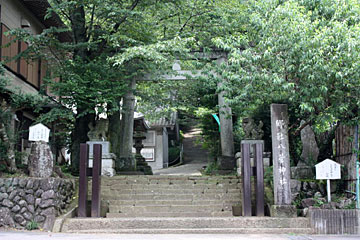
70,110,94,175
335,123,357,192
69,5,91,175
317,128,336,161
0,100,16,172
0,121,16,172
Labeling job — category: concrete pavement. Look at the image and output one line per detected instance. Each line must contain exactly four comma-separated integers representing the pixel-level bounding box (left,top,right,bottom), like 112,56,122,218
0,231,360,240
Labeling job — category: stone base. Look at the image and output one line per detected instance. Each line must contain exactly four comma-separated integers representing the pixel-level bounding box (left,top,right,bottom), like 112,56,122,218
89,158,116,177
236,155,270,177
86,141,110,154
136,160,153,175
217,156,236,170
116,171,145,175
116,157,136,172
270,205,297,218
291,166,314,179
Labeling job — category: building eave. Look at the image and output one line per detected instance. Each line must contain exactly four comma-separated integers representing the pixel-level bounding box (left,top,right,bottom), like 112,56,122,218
19,0,72,42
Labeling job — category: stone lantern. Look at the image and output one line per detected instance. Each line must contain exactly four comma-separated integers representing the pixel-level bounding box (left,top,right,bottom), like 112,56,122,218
133,120,153,175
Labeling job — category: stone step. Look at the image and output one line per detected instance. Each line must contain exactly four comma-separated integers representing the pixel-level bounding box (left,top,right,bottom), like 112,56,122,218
108,199,240,206
106,212,233,218
94,188,240,196
101,181,241,187
104,183,242,190
102,175,240,180
61,217,312,233
108,204,231,213
62,227,314,234
100,193,241,201
100,176,240,185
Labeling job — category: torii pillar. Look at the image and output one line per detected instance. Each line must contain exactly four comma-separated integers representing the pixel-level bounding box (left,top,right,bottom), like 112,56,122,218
118,79,136,171
217,57,235,170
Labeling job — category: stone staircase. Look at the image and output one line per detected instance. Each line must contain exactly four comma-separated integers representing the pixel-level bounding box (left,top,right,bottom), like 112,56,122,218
104,175,241,218
182,128,210,164
60,175,313,234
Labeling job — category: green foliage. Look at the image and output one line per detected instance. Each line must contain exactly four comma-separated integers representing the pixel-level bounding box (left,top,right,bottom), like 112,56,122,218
0,64,50,173
292,191,306,209
344,201,356,209
313,196,326,208
25,220,39,231
264,166,274,189
194,108,220,159
168,146,181,163
213,0,360,133
0,162,7,174
202,161,219,176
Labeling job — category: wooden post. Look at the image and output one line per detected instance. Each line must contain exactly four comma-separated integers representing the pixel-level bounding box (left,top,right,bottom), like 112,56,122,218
242,143,251,216
91,144,102,217
78,143,88,217
254,143,264,216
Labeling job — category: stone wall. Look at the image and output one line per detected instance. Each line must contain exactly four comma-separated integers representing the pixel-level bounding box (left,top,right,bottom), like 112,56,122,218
0,177,75,230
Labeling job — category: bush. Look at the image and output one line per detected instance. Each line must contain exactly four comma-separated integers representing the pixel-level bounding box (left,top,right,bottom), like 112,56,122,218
168,146,180,162
26,220,38,230
202,161,219,175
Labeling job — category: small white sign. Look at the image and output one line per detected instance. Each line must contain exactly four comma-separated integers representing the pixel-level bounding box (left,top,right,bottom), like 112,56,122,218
315,159,341,180
28,123,50,143
141,148,155,162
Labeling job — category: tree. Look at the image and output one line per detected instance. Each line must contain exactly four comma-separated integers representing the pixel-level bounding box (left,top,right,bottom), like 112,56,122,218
11,0,201,173
209,0,360,161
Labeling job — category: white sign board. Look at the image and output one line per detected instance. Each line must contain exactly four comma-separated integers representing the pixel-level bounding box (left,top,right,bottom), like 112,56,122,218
315,159,341,180
131,147,155,162
141,148,155,162
28,123,50,143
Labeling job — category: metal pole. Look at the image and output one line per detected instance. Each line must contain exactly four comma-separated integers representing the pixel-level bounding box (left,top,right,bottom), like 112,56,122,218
355,125,359,209
327,179,331,202
357,161,359,209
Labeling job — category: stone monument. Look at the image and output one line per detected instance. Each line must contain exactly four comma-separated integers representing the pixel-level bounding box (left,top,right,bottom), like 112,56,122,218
291,120,318,179
28,123,53,177
86,119,116,176
270,104,296,217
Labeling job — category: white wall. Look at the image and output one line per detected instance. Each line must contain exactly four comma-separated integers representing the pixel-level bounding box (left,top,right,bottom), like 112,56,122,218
147,128,167,170
162,128,168,168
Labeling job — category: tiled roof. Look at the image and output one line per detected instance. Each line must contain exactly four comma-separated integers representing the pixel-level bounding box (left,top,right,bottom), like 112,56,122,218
150,112,177,128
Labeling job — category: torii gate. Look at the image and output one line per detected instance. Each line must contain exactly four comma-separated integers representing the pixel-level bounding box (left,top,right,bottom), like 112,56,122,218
120,51,235,170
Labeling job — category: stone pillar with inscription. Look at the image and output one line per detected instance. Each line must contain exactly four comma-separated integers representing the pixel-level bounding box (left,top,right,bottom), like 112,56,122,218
270,104,296,217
